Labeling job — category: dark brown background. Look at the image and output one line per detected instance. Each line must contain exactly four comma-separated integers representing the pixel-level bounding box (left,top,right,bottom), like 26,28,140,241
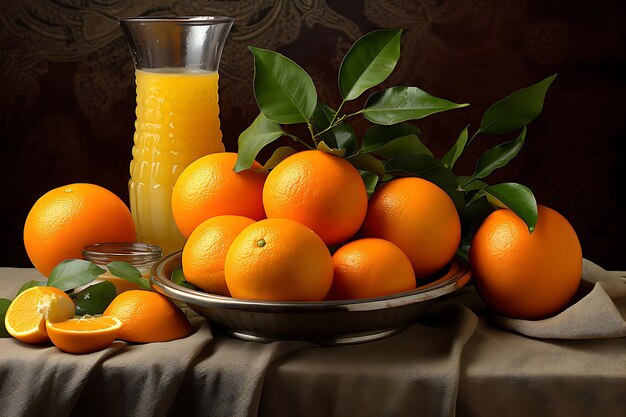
1,0,624,269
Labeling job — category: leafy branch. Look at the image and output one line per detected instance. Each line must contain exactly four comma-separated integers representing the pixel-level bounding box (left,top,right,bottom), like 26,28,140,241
234,28,557,258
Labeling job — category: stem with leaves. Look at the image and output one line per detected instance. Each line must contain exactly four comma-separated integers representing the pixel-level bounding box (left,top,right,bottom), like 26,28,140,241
234,28,557,252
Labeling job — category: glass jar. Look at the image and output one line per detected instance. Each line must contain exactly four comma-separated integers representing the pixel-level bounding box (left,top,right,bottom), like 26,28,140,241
83,242,162,293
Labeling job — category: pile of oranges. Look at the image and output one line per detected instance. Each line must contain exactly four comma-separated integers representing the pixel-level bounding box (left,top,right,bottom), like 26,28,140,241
8,148,584,355
174,151,463,302
173,150,583,321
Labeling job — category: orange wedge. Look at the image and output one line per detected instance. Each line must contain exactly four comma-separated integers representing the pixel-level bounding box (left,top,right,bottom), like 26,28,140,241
46,316,122,354
4,286,75,344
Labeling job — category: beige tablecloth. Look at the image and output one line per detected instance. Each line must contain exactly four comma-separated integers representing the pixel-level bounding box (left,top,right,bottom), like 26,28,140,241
1,261,625,417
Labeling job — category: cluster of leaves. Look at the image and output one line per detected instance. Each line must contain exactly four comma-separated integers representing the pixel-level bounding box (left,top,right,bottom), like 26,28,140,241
235,28,556,257
0,259,188,337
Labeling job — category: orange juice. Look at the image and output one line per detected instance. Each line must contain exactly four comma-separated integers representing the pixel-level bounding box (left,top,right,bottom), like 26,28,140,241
129,69,224,254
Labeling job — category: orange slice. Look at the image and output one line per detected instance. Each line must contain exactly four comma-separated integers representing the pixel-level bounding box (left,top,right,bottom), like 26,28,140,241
46,316,122,354
4,286,75,344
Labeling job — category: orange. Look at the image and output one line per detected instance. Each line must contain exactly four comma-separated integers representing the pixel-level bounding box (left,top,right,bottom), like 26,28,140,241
469,205,582,319
182,215,255,296
171,152,267,238
46,316,122,354
361,177,461,279
327,238,416,300
103,290,191,343
24,183,136,277
224,218,333,301
262,150,368,245
4,286,75,344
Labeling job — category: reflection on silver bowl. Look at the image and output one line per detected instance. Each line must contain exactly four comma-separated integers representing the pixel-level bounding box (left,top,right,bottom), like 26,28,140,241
151,251,471,345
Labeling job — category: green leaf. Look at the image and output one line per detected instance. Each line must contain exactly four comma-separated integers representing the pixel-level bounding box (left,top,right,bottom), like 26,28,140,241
47,260,105,292
471,126,526,181
338,29,402,101
346,154,386,177
479,74,557,135
484,182,538,232
249,46,318,124
441,125,469,168
359,170,379,196
172,267,198,290
235,113,285,172
362,86,469,125
384,154,465,212
73,281,117,316
0,298,11,338
362,123,421,146
16,280,45,297
107,261,151,291
366,134,430,159
310,103,358,155
317,141,346,157
361,123,431,157
264,146,297,170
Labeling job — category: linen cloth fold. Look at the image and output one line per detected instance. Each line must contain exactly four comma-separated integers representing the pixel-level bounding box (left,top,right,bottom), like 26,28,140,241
0,339,126,417
257,304,478,417
1,260,625,417
491,259,626,339
70,317,213,417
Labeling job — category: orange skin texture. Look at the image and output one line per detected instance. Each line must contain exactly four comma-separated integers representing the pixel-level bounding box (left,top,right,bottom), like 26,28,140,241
103,290,191,343
225,218,334,301
23,183,136,277
360,177,461,279
46,316,121,354
4,287,75,344
171,152,267,238
327,238,416,300
182,215,255,296
469,205,583,320
262,150,368,245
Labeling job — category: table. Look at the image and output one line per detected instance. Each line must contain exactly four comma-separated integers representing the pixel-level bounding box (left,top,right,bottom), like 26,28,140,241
1,267,625,417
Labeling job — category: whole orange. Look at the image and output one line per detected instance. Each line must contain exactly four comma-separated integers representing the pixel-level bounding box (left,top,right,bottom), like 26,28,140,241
360,177,461,278
171,152,267,238
327,238,416,300
182,215,255,296
103,290,191,343
262,150,368,245
23,183,136,277
469,205,582,319
224,218,333,301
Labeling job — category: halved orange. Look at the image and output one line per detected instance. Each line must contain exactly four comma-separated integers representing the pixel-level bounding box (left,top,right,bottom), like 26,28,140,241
46,316,122,354
4,286,75,344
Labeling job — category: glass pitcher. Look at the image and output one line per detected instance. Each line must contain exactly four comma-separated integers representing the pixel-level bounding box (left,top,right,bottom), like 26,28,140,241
119,16,233,255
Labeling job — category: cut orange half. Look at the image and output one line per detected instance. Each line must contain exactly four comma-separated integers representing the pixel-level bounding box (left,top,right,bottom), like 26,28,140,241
46,315,122,354
4,286,75,344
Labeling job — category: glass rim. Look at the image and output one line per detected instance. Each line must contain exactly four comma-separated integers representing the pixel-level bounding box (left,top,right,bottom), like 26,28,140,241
83,242,163,264
118,16,234,25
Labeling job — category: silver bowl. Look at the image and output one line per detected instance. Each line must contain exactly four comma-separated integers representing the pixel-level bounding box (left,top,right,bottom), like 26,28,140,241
151,251,471,345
